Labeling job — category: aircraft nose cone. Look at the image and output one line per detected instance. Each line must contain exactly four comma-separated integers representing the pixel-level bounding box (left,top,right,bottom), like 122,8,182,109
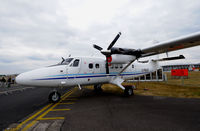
15,73,24,85
16,73,30,85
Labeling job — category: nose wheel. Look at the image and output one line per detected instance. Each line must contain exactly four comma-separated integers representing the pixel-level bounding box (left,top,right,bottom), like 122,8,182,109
49,91,61,103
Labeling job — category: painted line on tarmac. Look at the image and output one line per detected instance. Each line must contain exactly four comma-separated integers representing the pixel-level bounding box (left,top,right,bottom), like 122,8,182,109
51,109,71,111
11,88,75,131
58,102,75,105
37,117,65,120
14,104,52,131
21,88,77,131
64,98,78,100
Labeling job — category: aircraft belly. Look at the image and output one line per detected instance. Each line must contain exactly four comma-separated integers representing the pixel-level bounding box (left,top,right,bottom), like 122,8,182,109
66,75,109,86
29,79,62,87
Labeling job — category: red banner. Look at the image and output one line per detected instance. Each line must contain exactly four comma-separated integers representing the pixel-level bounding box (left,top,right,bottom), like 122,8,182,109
171,69,188,76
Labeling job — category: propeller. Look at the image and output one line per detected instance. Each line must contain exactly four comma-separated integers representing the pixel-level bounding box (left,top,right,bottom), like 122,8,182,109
93,32,142,74
93,32,121,74
93,32,121,55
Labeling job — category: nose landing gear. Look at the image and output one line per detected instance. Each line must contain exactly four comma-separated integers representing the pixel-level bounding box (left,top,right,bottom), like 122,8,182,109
49,91,61,103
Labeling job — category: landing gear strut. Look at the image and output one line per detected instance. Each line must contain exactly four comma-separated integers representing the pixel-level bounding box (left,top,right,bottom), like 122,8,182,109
49,91,61,103
124,86,134,96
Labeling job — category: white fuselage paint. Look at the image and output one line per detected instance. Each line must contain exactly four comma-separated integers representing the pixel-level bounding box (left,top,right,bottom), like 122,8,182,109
16,56,159,88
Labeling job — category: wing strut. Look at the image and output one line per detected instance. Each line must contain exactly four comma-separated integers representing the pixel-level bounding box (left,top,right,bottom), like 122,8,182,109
118,59,136,76
109,58,136,91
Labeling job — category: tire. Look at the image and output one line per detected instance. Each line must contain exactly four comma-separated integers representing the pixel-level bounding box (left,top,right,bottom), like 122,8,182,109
94,84,102,92
49,91,61,103
124,87,134,96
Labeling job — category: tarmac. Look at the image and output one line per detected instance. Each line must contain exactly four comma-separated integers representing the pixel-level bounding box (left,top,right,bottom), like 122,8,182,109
0,83,35,96
0,84,72,131
1,85,200,131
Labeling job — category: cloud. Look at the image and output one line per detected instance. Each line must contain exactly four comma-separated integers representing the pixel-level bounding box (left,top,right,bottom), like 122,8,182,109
0,0,200,74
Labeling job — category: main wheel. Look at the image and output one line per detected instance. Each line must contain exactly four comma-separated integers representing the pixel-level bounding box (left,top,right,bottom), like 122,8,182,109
94,84,102,93
49,91,61,103
124,87,134,96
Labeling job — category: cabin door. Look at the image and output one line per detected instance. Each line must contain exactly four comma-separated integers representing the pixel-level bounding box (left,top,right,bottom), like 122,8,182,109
66,59,81,85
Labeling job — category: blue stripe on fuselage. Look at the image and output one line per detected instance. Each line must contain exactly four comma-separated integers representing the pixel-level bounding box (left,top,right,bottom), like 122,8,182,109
34,72,149,80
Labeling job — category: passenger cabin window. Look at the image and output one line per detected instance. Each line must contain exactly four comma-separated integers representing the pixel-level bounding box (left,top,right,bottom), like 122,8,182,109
132,64,134,68
89,63,93,69
95,64,99,68
73,59,79,67
120,64,123,68
115,65,118,69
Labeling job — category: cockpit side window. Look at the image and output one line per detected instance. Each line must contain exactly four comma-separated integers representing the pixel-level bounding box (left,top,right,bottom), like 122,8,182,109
73,59,80,67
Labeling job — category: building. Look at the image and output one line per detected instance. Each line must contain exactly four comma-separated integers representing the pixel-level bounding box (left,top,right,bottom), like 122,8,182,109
162,63,200,72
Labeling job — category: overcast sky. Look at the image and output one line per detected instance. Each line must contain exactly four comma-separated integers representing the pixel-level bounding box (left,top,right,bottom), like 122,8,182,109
0,0,200,74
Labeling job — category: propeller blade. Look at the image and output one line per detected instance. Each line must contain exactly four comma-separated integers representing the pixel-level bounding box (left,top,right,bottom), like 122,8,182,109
93,44,103,51
107,32,121,50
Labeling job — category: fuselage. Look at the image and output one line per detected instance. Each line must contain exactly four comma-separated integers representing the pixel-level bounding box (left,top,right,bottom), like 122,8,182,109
16,56,159,87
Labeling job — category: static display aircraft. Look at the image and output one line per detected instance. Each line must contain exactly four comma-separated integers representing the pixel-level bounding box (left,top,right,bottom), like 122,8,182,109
16,32,200,102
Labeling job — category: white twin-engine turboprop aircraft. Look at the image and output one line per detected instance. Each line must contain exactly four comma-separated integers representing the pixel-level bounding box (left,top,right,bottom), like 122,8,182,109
16,32,200,103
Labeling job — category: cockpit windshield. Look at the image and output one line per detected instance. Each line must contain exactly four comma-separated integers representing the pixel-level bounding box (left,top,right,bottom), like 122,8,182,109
60,58,74,65
49,58,74,67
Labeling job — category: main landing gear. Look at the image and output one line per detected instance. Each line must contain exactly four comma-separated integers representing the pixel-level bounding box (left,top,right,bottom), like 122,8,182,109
124,86,134,97
94,84,102,93
49,90,61,103
94,84,134,97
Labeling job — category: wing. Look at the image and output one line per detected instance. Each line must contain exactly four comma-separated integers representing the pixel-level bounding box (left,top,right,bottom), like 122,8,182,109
141,31,200,57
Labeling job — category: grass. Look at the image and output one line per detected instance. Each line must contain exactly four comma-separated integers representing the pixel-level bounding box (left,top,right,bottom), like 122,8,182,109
85,72,200,98
164,72,200,86
132,81,200,98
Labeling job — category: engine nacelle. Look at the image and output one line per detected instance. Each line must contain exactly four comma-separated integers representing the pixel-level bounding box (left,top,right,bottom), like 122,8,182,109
111,55,136,64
